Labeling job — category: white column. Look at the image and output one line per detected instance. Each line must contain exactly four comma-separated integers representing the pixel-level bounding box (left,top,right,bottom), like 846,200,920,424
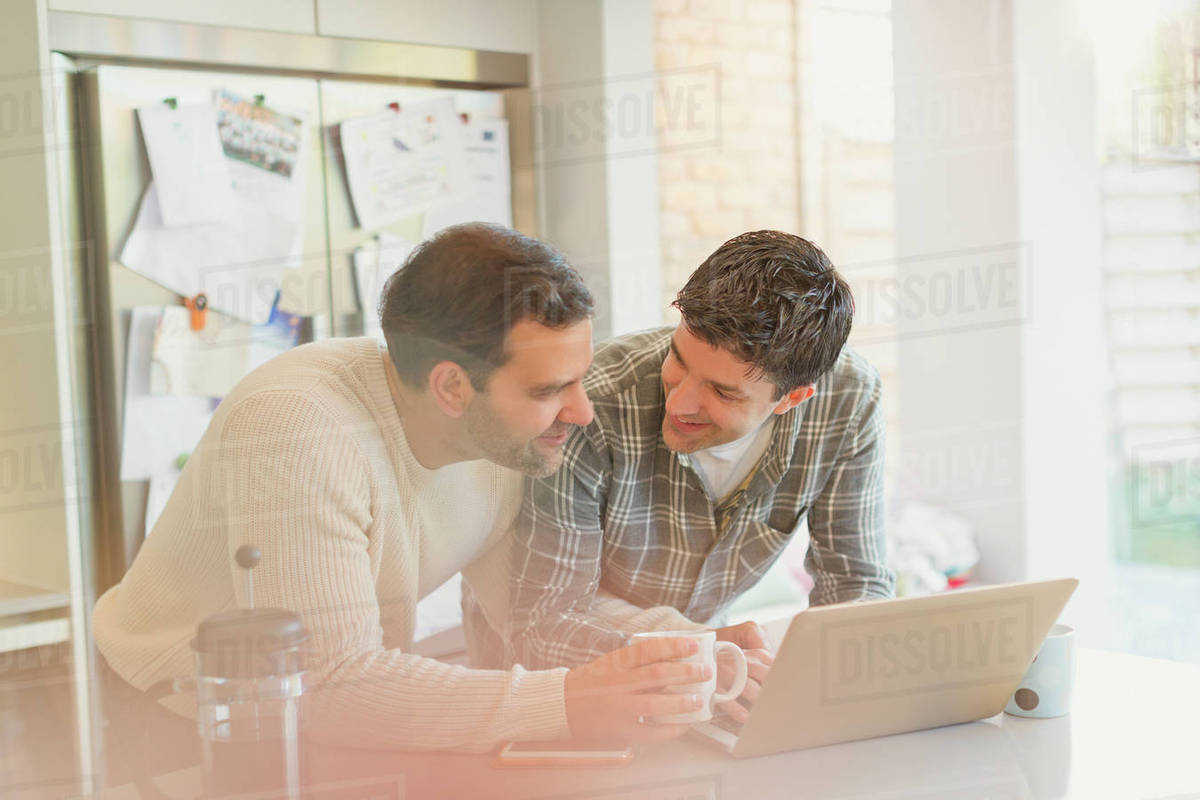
892,0,1111,622
892,0,1026,583
534,0,663,338
1013,0,1111,621
601,0,663,336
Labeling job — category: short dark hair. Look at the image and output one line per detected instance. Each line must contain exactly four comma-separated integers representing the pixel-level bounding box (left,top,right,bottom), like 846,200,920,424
379,223,593,390
672,230,853,394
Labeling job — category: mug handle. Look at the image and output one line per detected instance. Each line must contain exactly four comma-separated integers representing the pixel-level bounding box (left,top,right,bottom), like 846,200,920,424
711,641,749,704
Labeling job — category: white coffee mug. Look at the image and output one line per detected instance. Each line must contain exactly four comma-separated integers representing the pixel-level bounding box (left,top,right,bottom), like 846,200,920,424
631,630,749,724
1005,623,1075,718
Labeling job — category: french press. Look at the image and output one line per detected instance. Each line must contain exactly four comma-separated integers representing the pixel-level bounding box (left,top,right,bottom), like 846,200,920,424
186,544,310,798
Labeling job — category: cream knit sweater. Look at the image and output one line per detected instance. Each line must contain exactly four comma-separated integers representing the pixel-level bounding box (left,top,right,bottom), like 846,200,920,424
92,338,569,752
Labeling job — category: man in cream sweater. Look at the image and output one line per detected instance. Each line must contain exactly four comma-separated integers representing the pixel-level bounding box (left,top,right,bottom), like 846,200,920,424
93,224,710,753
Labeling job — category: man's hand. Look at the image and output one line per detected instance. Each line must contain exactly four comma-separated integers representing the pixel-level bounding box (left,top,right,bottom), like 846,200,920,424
714,621,774,724
564,637,712,743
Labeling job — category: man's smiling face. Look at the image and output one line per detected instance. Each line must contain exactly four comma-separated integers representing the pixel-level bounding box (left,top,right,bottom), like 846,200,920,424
660,323,808,454
465,318,594,476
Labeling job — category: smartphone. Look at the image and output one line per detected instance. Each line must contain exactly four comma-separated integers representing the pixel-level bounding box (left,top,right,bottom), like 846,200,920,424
493,740,635,768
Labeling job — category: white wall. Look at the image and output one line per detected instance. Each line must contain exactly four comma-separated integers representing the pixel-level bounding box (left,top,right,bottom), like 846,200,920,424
892,0,1026,583
893,0,1112,626
534,0,663,338
1013,0,1111,626
532,0,613,333
601,0,663,336
0,0,93,775
1,1,72,593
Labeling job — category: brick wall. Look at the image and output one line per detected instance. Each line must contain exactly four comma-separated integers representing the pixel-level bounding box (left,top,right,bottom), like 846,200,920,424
654,0,901,476
654,0,800,313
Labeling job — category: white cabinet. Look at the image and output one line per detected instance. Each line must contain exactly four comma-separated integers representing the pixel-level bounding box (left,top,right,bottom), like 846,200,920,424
48,0,317,34
316,0,536,54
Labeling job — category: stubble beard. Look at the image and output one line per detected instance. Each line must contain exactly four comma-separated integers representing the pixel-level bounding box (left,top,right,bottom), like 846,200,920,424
465,401,562,478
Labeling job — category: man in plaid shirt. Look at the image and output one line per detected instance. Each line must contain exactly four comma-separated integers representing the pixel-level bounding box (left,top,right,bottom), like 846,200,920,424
490,231,894,721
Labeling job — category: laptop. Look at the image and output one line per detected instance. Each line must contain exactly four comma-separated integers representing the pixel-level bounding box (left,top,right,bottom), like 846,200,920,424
691,577,1079,758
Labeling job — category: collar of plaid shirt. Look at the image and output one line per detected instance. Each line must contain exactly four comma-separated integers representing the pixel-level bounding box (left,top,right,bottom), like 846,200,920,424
677,401,806,529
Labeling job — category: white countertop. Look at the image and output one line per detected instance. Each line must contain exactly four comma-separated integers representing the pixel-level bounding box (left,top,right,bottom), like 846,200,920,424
300,648,1200,800
96,648,1200,799
659,647,1200,799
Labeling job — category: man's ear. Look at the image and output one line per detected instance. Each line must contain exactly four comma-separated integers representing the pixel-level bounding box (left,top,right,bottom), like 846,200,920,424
427,361,475,418
773,385,815,415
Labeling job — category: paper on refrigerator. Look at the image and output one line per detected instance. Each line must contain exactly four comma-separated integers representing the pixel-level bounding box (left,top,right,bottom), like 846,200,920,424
148,304,305,398
144,469,180,538
120,182,292,324
353,233,416,341
421,118,512,239
120,93,310,325
120,307,218,482
340,97,466,231
135,103,234,227
215,90,307,266
148,306,249,397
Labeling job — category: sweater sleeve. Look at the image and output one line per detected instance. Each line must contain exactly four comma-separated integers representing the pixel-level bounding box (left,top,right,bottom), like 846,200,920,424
214,390,569,752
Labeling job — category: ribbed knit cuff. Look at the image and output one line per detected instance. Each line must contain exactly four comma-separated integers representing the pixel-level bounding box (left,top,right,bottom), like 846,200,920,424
512,666,571,741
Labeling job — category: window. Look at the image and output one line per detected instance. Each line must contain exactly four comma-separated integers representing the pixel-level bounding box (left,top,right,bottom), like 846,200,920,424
1094,1,1200,662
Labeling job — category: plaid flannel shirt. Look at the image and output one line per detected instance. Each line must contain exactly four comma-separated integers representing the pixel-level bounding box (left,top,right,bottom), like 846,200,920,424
505,327,894,669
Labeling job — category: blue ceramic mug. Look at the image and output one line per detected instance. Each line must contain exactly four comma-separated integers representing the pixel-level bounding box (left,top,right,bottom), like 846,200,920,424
1005,623,1075,718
